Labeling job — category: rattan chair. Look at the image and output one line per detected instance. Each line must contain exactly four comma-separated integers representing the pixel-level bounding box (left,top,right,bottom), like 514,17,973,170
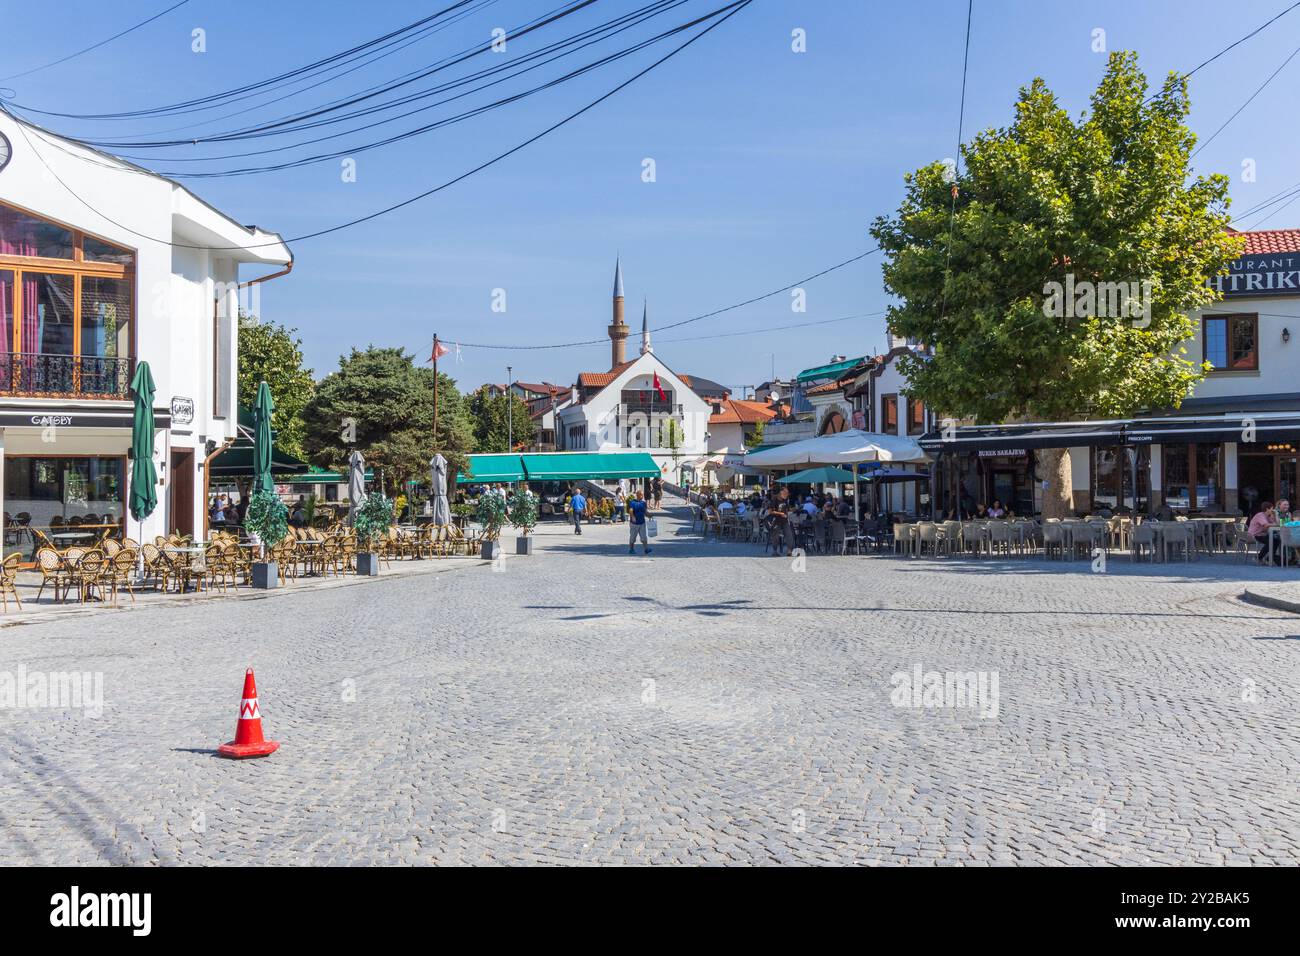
35,547,68,602
107,549,138,606
0,552,23,611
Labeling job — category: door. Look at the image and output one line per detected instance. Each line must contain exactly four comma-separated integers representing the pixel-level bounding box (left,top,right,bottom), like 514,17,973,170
170,448,195,538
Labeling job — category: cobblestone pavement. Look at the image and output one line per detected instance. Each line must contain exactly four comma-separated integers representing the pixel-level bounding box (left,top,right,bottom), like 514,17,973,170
2,498,1299,865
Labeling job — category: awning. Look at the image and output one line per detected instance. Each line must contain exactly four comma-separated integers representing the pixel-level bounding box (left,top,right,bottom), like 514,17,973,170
460,454,526,483
519,452,660,481
920,414,1300,452
745,429,929,468
276,466,374,485
208,443,309,478
796,356,868,383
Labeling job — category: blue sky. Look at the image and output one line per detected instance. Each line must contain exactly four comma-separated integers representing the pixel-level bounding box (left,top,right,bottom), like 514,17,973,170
4,0,1299,395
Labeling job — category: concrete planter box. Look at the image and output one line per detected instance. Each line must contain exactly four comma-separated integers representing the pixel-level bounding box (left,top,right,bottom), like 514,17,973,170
481,540,501,560
251,561,279,589
516,535,534,555
356,552,380,576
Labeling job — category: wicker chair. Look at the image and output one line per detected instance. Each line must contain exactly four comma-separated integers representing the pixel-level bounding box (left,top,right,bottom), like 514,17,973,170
35,547,69,602
0,552,23,611
106,549,138,606
140,542,168,591
70,549,108,603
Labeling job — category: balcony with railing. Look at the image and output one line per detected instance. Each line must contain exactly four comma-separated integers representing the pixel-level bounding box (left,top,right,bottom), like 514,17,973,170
0,353,134,398
619,402,684,417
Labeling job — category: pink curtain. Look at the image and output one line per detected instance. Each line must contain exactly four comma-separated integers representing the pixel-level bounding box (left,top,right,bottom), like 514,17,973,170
0,215,38,358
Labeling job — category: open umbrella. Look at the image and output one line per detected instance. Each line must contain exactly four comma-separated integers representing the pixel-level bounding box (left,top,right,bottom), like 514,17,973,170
252,380,276,496
430,453,451,526
129,361,158,523
776,465,857,484
347,449,366,523
745,429,929,468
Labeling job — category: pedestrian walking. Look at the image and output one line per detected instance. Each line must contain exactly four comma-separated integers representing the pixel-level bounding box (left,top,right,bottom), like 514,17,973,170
652,477,663,510
614,488,627,522
628,490,652,554
571,488,587,535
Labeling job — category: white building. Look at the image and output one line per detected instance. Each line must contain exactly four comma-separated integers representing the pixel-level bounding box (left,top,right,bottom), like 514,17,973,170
0,111,291,560
555,260,713,480
923,228,1300,517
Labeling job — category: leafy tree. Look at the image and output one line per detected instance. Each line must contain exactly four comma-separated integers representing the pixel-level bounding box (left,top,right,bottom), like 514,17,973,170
870,52,1242,516
744,420,765,450
663,418,685,477
237,317,315,459
469,387,536,452
301,347,473,495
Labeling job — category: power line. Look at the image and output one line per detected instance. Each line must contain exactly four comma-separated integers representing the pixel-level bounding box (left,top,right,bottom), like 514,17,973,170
1192,38,1300,158
3,0,752,252
0,0,192,83
445,249,881,351
1181,0,1300,81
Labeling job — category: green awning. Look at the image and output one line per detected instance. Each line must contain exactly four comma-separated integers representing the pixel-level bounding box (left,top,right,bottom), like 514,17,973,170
518,452,660,481
209,443,310,478
276,466,374,485
746,443,777,454
777,466,857,484
796,355,868,383
460,454,526,483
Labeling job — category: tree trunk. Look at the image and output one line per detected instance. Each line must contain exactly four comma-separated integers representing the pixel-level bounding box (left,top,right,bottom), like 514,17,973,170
1036,447,1074,519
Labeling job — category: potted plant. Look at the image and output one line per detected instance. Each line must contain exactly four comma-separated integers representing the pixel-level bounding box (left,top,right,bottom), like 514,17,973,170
244,490,288,588
507,487,538,555
476,490,508,560
353,491,394,576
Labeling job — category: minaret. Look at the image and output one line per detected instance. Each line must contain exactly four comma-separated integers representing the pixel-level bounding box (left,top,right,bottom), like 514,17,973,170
640,299,653,356
608,257,628,369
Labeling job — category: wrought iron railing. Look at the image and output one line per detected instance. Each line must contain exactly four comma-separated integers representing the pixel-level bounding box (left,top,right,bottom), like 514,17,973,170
0,353,133,398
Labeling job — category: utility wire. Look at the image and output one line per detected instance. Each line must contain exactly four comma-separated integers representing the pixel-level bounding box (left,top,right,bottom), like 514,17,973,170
4,0,752,252
0,0,192,83
1192,38,1300,158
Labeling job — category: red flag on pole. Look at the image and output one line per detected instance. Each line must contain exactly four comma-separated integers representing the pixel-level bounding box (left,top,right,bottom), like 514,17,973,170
432,339,450,362
653,371,667,402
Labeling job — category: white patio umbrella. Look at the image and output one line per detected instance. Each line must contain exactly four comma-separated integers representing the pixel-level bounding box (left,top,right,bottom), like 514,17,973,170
430,453,451,526
347,449,366,524
743,429,929,468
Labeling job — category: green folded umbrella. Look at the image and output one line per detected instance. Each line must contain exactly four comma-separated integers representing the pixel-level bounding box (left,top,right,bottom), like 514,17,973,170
252,380,276,496
129,361,158,521
777,466,857,484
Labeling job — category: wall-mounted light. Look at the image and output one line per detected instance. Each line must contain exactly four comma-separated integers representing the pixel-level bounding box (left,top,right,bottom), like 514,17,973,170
1284,327,1292,343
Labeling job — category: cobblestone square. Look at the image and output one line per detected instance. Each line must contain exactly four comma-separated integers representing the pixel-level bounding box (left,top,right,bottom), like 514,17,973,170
2,503,1298,865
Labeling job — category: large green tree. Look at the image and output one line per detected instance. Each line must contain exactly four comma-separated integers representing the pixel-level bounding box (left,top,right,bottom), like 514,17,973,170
237,318,316,459
870,52,1242,515
301,346,473,494
468,387,536,452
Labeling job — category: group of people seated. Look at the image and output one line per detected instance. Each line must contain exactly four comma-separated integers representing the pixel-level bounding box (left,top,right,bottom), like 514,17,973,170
945,499,1015,520
1248,499,1296,565
208,494,247,526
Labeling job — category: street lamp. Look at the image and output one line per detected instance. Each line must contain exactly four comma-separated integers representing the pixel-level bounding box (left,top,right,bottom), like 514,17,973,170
506,366,513,451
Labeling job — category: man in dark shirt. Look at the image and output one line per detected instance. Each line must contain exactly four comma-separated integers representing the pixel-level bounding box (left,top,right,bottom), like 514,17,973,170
628,491,652,555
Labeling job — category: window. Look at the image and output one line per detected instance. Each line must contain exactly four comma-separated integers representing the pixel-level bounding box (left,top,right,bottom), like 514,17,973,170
0,201,135,397
881,394,898,434
906,396,925,435
2,455,125,560
1161,443,1221,512
1203,313,1258,371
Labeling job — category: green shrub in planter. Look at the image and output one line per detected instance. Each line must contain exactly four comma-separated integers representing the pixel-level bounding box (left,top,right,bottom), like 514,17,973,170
507,488,538,536
245,490,289,550
476,492,508,542
353,491,395,551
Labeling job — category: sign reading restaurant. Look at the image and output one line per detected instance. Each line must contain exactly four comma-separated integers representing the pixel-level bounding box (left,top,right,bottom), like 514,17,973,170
1210,251,1300,297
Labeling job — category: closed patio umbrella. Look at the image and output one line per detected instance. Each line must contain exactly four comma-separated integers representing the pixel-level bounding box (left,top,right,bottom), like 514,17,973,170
129,361,158,523
252,380,276,497
430,453,451,526
347,449,366,523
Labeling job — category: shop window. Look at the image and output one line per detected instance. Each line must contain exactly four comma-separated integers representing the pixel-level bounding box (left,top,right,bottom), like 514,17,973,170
2,456,124,560
1163,443,1191,511
906,396,925,435
1203,314,1258,371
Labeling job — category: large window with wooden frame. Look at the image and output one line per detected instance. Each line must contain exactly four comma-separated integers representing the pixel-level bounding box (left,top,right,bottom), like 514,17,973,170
0,200,135,397
1202,313,1258,372
881,393,898,434
1161,442,1222,512
2,454,125,561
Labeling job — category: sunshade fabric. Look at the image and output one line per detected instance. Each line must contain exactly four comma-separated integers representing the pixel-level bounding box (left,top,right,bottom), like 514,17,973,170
460,454,527,483
431,453,451,526
252,381,276,496
129,361,158,521
745,429,929,468
518,452,660,481
796,356,867,383
776,466,857,484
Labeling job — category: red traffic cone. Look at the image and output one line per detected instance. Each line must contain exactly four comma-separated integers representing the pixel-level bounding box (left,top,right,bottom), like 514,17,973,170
217,668,280,759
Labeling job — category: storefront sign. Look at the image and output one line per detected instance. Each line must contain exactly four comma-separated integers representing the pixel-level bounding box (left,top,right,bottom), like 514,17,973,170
1210,253,1300,297
978,448,1026,458
170,396,195,425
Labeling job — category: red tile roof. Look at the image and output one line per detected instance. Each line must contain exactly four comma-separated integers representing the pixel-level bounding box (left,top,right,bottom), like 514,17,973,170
1227,227,1300,255
708,398,778,425
576,360,636,392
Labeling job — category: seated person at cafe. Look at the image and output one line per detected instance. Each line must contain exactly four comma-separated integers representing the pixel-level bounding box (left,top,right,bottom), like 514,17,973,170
802,497,818,516
1249,501,1280,564
719,498,734,512
974,503,989,519
987,500,1007,518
